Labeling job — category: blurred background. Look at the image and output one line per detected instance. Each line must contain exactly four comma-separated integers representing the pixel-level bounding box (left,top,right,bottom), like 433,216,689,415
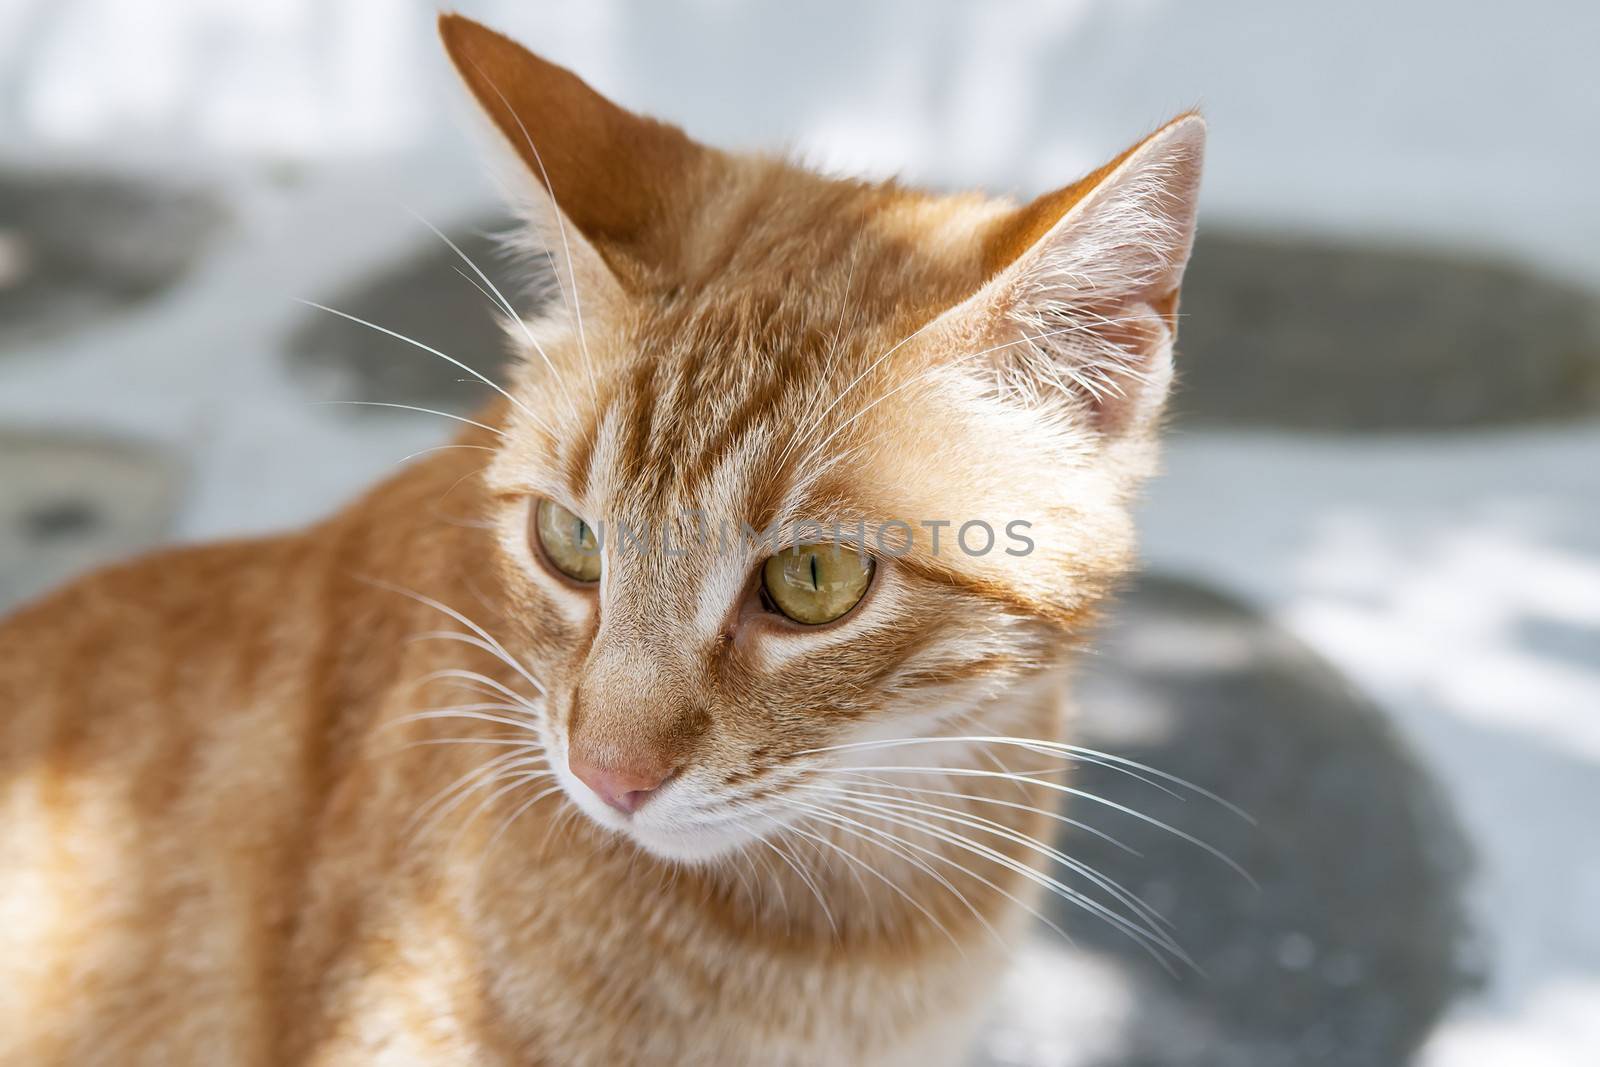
2,1,1597,1064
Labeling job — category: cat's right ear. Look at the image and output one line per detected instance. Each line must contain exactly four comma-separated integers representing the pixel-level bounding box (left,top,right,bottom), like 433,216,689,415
438,14,715,296
927,115,1204,438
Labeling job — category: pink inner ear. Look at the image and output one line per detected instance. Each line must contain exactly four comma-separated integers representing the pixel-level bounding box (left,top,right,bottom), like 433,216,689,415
965,116,1205,433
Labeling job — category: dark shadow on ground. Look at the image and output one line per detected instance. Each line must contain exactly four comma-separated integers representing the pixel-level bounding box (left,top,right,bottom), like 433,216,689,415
0,170,223,348
976,575,1480,1066
286,222,519,414
1175,233,1600,430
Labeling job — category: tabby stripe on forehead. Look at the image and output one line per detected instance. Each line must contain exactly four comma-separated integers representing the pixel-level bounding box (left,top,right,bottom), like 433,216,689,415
618,356,673,499
680,358,801,498
614,342,798,505
562,399,606,501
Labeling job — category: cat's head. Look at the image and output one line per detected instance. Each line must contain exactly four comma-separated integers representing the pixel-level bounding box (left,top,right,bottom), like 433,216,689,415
439,16,1202,862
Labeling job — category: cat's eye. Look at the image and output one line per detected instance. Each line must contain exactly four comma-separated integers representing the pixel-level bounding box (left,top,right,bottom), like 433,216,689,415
761,544,874,625
534,499,601,583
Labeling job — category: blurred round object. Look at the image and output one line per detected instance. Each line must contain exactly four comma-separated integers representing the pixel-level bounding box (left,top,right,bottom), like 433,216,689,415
0,430,183,611
0,229,33,290
0,170,223,348
1174,232,1600,430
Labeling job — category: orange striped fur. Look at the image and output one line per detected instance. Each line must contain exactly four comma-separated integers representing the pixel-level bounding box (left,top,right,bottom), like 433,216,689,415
0,15,1204,1065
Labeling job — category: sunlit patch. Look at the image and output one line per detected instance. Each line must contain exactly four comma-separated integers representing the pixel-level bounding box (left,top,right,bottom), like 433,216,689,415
1287,519,1600,763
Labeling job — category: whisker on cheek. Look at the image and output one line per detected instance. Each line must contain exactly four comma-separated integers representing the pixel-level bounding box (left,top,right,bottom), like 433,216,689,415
409,752,550,838
778,805,967,951
797,783,1174,941
474,783,567,885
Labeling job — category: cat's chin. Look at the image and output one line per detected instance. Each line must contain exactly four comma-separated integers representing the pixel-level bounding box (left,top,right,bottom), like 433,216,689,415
556,774,764,865
624,821,762,865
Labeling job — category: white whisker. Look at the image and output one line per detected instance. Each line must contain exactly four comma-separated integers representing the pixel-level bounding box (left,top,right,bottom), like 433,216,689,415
799,782,1173,937
802,735,1252,821
808,773,1140,855
785,797,998,947
313,400,507,438
778,813,960,951
820,765,1254,887
412,668,540,709
463,61,600,404
446,769,557,855
476,782,567,881
360,581,548,697
397,736,548,751
403,205,581,421
410,750,545,837
393,444,498,466
297,300,556,437
406,630,549,696
392,708,543,734
794,797,1077,954
820,793,1188,972
761,833,838,937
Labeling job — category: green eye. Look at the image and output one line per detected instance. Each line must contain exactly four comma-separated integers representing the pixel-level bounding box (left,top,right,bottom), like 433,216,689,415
534,499,601,583
761,544,874,625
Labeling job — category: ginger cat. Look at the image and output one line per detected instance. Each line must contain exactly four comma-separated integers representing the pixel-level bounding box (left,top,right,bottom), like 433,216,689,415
0,15,1204,1066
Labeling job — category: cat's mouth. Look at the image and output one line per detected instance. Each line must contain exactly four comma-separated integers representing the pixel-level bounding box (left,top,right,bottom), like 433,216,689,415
554,758,775,863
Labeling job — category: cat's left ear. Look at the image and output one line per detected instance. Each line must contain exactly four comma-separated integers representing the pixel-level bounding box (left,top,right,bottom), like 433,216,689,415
934,114,1204,435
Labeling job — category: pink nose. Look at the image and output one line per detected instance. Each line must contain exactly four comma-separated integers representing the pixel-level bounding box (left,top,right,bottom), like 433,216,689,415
568,752,676,814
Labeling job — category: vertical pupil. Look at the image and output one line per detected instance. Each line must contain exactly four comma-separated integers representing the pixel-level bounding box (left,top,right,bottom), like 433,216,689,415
809,552,819,591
